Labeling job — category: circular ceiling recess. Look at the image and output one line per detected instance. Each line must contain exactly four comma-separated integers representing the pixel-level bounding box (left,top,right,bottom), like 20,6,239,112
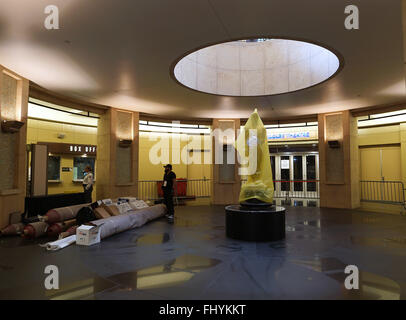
173,38,341,96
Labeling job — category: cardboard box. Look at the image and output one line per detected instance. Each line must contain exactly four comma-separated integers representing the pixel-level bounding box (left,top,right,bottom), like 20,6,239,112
101,199,113,205
94,207,111,219
118,197,137,202
116,202,133,214
129,200,149,210
102,204,120,216
76,224,101,246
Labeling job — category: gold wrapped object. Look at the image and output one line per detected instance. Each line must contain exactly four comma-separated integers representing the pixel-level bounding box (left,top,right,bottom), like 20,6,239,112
236,109,274,203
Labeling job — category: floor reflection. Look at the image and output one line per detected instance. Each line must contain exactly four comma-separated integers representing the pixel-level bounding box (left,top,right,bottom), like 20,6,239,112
290,257,401,300
106,254,221,291
351,235,406,249
133,233,171,245
2,205,406,300
298,220,321,228
46,277,117,300
327,271,401,300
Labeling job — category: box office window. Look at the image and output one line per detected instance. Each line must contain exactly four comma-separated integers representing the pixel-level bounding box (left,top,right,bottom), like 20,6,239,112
73,157,95,180
48,156,61,181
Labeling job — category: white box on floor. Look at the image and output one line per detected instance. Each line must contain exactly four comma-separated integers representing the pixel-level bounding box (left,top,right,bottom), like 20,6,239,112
76,224,101,246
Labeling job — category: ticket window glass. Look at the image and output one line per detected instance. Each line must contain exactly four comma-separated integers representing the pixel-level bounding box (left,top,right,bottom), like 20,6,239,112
48,156,61,182
73,157,95,181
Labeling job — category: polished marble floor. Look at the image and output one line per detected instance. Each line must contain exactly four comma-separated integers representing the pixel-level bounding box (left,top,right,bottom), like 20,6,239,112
1,205,406,300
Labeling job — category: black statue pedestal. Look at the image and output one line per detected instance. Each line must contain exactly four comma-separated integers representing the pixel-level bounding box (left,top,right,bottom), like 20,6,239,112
225,200,286,242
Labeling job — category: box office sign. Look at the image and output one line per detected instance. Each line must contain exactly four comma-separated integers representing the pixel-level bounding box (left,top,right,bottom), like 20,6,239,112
38,142,97,155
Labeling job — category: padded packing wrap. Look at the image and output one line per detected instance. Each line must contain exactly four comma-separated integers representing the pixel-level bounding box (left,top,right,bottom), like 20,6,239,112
41,203,91,224
23,221,49,239
129,200,149,210
47,219,77,237
91,204,167,240
59,225,78,239
0,223,25,236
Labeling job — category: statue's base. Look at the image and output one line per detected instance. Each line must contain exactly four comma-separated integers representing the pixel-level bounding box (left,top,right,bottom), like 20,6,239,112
225,201,286,242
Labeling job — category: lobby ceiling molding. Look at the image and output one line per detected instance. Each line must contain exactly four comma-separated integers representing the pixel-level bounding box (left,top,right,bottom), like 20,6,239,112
350,100,406,117
29,82,108,115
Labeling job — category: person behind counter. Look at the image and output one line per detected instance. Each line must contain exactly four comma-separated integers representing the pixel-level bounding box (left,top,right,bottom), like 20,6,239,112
83,166,94,203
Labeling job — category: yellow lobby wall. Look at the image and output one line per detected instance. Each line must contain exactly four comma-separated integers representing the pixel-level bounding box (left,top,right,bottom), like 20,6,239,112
27,118,97,200
358,124,405,215
27,117,406,212
139,132,212,205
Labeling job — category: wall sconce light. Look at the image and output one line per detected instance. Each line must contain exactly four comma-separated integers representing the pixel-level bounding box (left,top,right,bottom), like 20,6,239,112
118,139,133,148
1,120,24,133
327,140,340,148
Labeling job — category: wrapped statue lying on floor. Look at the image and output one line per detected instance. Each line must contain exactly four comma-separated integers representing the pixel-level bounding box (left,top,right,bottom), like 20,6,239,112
41,203,167,251
1,196,167,251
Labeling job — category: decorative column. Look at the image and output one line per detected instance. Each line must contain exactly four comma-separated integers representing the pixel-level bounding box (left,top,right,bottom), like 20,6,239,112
212,119,241,205
0,65,29,228
96,108,139,200
318,110,360,209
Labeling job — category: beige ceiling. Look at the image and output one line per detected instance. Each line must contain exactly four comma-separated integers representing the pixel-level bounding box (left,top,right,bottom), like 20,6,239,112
0,0,404,120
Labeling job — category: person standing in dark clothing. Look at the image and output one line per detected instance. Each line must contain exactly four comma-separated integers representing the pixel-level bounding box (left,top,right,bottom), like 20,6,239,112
162,164,177,222
82,166,94,203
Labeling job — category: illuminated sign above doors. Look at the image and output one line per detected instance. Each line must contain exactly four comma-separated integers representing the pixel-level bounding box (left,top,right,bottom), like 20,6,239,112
268,132,311,140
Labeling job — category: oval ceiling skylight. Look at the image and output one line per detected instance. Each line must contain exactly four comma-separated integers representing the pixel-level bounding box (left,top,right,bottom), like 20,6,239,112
173,38,341,96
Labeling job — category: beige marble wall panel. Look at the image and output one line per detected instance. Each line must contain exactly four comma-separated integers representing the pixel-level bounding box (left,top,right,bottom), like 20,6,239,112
116,111,133,140
1,73,18,120
116,144,132,185
0,65,28,229
0,132,17,190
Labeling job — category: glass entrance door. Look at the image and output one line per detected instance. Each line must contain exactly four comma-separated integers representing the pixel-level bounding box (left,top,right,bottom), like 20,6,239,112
271,152,319,200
